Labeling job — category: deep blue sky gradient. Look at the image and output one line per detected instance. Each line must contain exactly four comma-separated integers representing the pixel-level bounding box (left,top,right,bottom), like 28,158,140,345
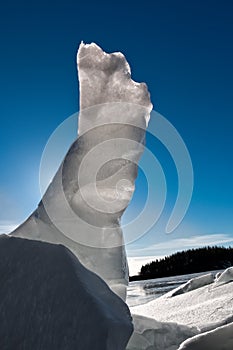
0,0,233,258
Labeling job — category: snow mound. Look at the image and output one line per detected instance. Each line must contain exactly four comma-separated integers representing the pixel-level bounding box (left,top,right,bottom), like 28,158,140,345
166,273,215,297
178,322,233,350
127,315,198,350
131,268,233,349
213,266,233,287
131,276,233,331
0,235,133,350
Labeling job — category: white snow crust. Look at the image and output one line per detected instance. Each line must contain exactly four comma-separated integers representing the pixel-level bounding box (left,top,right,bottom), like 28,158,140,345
178,322,233,350
131,275,233,330
130,268,233,349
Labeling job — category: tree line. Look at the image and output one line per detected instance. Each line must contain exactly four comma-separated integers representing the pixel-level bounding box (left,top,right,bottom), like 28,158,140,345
130,246,233,281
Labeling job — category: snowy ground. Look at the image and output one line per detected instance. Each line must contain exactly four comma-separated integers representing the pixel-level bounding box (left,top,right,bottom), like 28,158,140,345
128,268,233,349
131,277,233,331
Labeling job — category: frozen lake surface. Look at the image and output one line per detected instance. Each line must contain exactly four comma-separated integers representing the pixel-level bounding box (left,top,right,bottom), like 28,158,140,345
127,270,223,307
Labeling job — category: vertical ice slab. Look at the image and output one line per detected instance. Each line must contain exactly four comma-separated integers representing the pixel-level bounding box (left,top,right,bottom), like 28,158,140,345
11,43,152,300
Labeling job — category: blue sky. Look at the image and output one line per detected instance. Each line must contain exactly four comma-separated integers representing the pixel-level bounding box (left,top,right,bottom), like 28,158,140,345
0,0,233,274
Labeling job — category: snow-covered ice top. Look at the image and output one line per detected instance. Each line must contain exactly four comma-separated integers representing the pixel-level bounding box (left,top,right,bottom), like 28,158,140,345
77,42,152,113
